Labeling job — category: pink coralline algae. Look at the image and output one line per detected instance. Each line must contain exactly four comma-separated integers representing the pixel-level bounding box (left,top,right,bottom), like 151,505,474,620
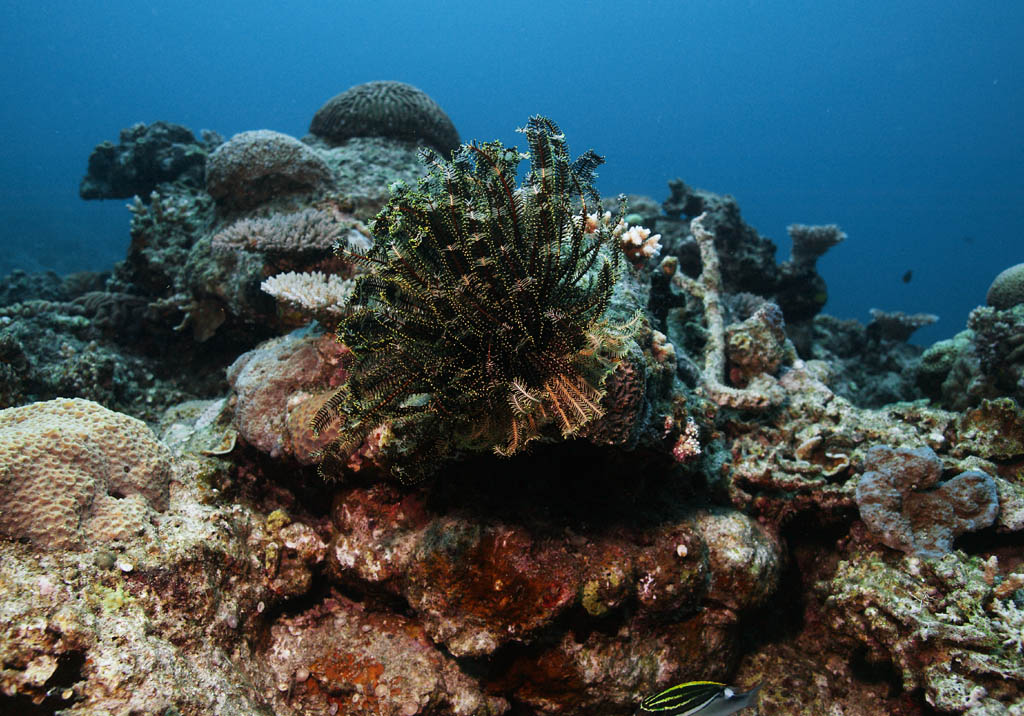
855,444,999,556
227,330,350,463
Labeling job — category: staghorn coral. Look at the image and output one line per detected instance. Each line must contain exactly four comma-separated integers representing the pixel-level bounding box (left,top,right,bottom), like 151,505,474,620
313,116,632,480
670,213,785,410
309,80,460,156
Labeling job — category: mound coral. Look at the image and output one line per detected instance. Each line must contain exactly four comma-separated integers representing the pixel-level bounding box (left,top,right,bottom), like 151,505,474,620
205,130,331,210
310,80,461,156
313,117,631,480
0,398,172,550
987,262,1024,310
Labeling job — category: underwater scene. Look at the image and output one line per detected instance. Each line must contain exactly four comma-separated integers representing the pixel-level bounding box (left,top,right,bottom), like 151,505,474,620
1,2,1023,714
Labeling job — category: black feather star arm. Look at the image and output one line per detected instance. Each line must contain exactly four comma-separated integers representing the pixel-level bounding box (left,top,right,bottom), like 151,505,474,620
313,116,630,481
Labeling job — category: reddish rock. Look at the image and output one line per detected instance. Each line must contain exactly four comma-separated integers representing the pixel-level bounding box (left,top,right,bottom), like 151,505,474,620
227,330,351,463
406,523,580,656
264,595,508,715
325,480,783,700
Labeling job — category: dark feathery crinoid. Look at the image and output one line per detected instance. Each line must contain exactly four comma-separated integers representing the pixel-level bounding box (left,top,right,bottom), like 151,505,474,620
313,116,633,481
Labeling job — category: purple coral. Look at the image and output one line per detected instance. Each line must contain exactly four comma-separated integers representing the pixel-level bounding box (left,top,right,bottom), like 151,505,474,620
855,445,999,557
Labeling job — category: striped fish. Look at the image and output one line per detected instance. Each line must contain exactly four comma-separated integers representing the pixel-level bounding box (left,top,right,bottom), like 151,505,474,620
637,681,761,715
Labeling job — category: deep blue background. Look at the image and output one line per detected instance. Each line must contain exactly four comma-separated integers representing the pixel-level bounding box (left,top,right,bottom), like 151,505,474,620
2,0,1022,343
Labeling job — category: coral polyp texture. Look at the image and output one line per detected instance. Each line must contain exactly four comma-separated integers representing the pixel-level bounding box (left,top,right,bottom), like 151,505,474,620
309,80,461,156
313,116,629,480
0,398,172,550
987,262,1024,310
205,130,331,210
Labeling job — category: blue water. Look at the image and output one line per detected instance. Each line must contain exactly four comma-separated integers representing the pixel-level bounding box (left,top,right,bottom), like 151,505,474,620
2,0,1022,344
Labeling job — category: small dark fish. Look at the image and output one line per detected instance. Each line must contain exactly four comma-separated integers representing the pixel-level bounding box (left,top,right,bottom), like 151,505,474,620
637,681,761,715
961,235,975,245
902,270,913,283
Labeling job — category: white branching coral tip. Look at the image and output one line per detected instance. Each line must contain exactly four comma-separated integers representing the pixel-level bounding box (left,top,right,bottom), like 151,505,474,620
261,271,354,318
620,224,662,259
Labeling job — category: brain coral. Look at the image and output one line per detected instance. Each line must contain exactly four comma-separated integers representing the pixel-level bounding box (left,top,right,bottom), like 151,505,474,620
309,80,460,156
205,130,331,210
986,262,1024,310
0,398,172,550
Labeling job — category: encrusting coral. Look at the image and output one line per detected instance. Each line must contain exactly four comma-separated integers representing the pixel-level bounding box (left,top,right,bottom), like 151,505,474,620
312,116,635,480
854,444,999,556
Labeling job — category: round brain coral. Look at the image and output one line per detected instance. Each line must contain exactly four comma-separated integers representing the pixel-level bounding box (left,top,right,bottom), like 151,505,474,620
205,130,332,210
309,80,460,156
0,398,172,550
986,262,1024,310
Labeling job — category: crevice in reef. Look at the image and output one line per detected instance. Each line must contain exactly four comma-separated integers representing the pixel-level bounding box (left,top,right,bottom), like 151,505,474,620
0,650,86,716
424,438,707,534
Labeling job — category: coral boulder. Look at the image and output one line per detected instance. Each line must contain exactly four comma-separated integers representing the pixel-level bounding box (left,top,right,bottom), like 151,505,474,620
0,398,172,550
309,80,460,156
205,130,331,210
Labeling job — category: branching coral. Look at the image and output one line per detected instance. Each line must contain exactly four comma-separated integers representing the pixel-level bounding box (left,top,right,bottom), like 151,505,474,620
313,116,631,480
671,214,785,410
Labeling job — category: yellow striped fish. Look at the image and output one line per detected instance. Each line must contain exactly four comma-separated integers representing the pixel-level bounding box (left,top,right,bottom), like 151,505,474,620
637,680,761,715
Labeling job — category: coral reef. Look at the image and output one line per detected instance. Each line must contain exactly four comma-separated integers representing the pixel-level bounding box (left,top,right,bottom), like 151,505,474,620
825,550,1024,713
309,80,460,156
917,303,1024,411
79,121,213,200
2,104,1023,716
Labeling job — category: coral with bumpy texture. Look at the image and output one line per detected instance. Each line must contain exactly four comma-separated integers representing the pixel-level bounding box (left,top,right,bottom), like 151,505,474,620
310,80,460,156
855,444,999,556
986,262,1024,310
0,398,172,550
211,207,370,259
205,130,331,210
80,121,208,200
824,551,1024,714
